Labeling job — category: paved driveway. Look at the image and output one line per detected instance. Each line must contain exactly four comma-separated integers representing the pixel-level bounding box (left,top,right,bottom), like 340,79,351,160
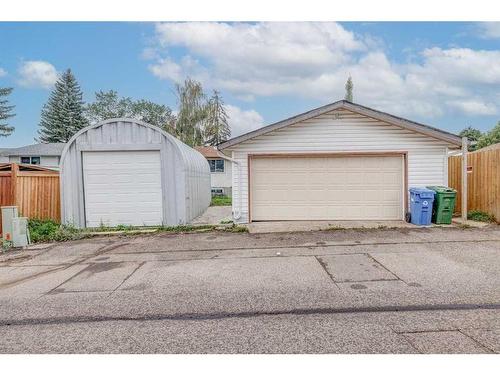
0,226,499,353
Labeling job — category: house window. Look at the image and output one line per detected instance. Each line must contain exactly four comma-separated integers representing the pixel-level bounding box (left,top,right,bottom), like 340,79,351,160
20,156,41,165
211,188,224,196
208,159,224,173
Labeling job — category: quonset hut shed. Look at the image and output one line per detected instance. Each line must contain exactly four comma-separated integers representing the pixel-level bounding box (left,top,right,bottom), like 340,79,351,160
60,118,210,228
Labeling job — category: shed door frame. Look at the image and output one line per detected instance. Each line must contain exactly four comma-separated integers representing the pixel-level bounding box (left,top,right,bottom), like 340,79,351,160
75,144,166,227
248,152,408,222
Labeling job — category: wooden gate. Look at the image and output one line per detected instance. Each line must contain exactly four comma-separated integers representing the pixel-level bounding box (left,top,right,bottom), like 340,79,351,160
0,163,60,234
448,145,500,221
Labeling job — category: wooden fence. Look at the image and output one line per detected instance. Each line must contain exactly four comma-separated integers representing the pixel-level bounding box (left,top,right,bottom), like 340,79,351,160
0,163,60,234
448,146,500,221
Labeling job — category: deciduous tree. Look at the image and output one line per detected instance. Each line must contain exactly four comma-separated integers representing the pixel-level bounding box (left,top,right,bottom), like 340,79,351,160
459,126,482,151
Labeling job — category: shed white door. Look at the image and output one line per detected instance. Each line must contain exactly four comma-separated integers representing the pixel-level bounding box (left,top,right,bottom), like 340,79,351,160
82,150,163,227
250,155,404,221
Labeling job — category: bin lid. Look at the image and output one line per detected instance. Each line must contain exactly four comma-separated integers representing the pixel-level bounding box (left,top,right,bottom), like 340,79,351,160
409,187,436,198
426,186,457,193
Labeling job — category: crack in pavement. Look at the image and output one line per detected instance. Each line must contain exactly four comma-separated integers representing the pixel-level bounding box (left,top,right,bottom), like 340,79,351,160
1,303,499,328
0,242,125,291
109,261,146,295
109,238,500,255
457,328,497,353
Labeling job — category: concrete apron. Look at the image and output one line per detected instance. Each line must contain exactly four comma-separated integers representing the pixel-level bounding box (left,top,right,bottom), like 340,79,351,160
247,220,456,234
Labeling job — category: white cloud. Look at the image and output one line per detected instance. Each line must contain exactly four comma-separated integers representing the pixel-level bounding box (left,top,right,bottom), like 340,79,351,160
477,22,500,39
150,21,365,96
226,104,265,137
149,57,184,82
446,99,498,116
0,67,7,77
18,60,58,89
147,22,500,118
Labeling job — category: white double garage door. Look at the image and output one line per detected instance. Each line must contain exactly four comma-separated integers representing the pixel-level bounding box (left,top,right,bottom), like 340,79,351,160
250,154,405,221
82,151,163,227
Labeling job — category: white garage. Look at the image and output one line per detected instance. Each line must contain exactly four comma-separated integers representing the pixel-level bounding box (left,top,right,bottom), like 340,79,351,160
60,119,211,228
219,101,463,223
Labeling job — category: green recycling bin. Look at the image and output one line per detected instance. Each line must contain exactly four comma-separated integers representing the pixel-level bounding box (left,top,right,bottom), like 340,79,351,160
426,186,457,224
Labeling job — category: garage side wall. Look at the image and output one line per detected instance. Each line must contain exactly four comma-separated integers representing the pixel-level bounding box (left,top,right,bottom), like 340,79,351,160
227,109,449,223
174,141,211,223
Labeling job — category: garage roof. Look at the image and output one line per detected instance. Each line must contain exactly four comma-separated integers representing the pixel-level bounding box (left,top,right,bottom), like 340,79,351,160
0,143,66,156
195,146,227,158
218,100,463,150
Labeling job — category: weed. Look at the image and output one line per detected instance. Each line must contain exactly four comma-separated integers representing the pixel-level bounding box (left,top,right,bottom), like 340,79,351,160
1,239,13,252
467,210,495,223
157,224,216,233
326,225,344,231
27,219,249,244
224,224,248,233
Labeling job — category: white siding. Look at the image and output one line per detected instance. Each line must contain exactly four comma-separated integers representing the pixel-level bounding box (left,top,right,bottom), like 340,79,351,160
41,156,60,169
209,159,232,189
8,155,60,170
227,109,450,223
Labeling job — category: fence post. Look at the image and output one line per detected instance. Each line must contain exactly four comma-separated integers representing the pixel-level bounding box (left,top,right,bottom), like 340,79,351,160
461,137,468,224
10,163,19,208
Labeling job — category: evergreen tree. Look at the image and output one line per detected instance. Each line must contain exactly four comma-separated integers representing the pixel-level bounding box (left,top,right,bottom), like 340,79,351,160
204,90,230,145
344,75,353,102
38,69,88,143
459,126,482,151
0,87,15,137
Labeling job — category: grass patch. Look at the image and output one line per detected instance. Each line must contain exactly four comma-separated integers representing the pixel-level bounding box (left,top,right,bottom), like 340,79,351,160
211,195,232,206
467,210,495,223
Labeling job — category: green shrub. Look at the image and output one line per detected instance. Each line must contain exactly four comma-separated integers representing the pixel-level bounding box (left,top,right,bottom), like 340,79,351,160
28,219,84,243
211,195,232,206
467,210,495,223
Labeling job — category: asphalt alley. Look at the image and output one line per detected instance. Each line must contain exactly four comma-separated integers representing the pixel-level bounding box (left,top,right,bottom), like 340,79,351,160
0,226,499,353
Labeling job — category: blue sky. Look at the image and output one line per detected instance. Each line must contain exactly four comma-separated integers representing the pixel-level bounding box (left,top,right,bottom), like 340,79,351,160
1,22,499,147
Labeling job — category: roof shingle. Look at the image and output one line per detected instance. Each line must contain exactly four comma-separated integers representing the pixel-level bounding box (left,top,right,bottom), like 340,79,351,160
195,146,226,158
0,143,66,156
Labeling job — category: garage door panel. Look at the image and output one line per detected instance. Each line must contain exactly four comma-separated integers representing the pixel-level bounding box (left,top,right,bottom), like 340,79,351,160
83,151,163,227
250,155,403,221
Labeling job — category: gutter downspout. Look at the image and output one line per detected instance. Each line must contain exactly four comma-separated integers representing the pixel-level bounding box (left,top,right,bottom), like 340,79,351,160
218,154,242,221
